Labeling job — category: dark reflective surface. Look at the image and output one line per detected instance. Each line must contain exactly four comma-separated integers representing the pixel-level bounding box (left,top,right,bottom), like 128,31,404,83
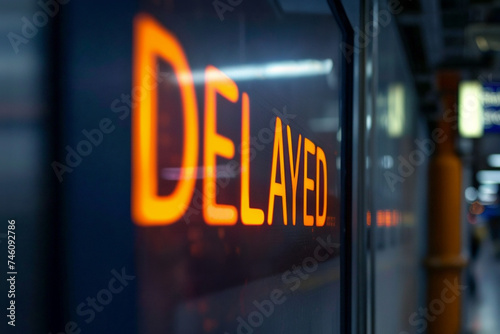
135,1,346,333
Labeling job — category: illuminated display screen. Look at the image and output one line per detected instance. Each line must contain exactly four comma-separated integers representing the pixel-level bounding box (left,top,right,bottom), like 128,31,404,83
483,82,500,133
132,1,350,333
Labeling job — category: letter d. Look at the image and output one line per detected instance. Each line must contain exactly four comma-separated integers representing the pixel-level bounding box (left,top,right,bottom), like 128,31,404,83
21,17,38,38
132,14,199,225
236,316,254,334
354,26,370,48
65,145,82,168
415,138,435,156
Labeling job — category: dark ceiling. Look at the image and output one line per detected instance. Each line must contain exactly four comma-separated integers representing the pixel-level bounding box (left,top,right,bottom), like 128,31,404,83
396,0,500,113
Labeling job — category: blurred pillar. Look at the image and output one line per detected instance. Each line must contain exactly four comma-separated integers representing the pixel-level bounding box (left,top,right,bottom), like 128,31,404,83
425,71,467,334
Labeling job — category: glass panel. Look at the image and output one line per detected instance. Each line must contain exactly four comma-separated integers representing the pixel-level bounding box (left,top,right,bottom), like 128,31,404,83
133,1,346,333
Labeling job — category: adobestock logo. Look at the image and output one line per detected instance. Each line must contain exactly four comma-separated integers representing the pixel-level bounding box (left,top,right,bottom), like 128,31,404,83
48,267,135,334
51,120,116,183
225,234,339,334
399,278,466,334
7,0,70,54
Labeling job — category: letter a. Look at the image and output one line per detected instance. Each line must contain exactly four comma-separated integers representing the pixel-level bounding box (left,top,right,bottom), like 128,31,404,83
267,117,288,225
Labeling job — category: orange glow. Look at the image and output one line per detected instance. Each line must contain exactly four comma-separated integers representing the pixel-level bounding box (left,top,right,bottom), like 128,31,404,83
316,146,327,226
203,65,238,225
131,16,334,228
377,210,384,227
286,125,301,225
241,93,265,225
385,210,391,227
267,117,288,225
367,211,371,226
132,14,198,225
392,210,398,226
374,209,401,227
303,138,315,226
469,201,484,215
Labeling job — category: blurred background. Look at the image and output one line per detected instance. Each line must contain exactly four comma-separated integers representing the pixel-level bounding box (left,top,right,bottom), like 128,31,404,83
2,0,500,333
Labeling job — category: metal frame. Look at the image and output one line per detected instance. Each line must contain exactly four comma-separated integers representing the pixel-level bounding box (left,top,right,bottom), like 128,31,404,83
326,1,355,333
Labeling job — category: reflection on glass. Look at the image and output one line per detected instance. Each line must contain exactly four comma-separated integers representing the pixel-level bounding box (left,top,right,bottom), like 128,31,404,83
488,154,500,167
459,80,483,138
387,83,405,138
477,170,500,184
178,59,334,84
